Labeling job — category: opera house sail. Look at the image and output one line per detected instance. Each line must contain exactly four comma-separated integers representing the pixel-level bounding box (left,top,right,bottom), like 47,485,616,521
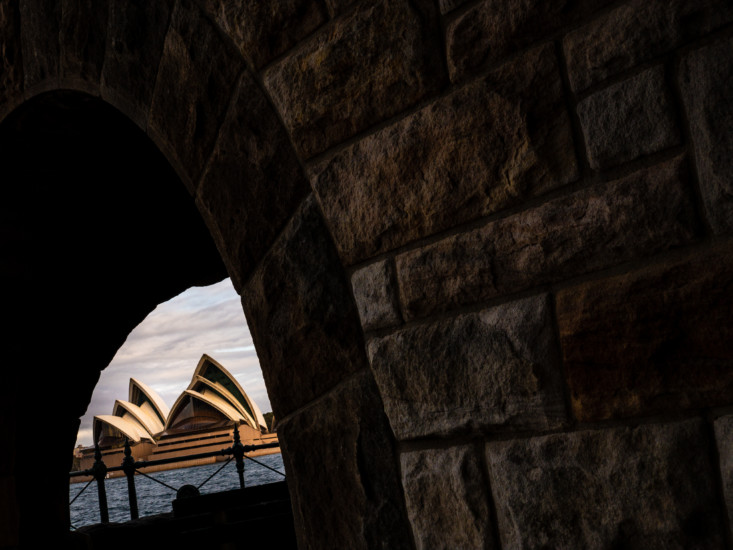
80,354,277,475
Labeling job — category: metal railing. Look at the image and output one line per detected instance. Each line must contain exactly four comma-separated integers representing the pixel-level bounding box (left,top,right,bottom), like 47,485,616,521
69,423,283,525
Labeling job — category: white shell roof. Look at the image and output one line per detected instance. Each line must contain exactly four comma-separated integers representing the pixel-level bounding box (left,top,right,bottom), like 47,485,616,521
94,414,155,444
113,400,165,435
129,377,170,423
191,354,267,431
164,389,245,431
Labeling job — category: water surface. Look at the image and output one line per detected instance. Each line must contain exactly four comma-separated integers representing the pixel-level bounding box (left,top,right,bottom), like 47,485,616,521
69,453,285,528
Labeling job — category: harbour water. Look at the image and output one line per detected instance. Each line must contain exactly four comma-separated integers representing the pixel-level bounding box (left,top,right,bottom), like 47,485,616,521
69,453,285,529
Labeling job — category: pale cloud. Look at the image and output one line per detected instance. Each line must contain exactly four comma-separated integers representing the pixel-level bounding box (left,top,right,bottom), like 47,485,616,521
75,278,270,447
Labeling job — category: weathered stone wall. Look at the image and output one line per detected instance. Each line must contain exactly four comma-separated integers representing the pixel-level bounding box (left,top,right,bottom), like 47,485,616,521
1,0,733,548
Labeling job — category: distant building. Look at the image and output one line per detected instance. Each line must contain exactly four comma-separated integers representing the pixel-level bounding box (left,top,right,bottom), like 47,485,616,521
76,354,277,477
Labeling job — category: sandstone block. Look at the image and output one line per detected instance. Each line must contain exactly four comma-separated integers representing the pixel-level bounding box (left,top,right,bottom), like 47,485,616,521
486,419,725,548
19,0,59,90
278,372,412,550
196,70,311,291
148,0,241,189
401,445,496,550
101,0,172,127
322,0,361,17
564,0,733,92
714,415,733,533
350,259,401,331
200,0,326,69
313,44,577,265
446,0,610,81
60,0,108,87
397,156,698,319
577,65,679,170
367,294,567,440
557,242,733,422
439,0,470,14
0,0,24,112
241,197,369,417
679,37,733,235
262,0,445,159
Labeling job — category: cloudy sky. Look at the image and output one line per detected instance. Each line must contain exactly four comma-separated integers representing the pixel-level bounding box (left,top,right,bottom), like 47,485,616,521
75,278,269,447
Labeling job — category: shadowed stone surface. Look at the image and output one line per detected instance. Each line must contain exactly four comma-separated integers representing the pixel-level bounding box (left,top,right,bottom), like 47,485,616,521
439,0,470,14
60,0,108,88
367,294,567,440
578,65,679,170
446,0,611,81
263,0,445,159
148,0,241,190
679,37,733,235
322,0,361,17
0,0,23,113
241,197,369,417
350,259,401,331
197,70,311,291
557,242,733,422
401,445,496,550
465,159,698,310
714,415,733,532
397,156,698,319
19,0,59,90
313,44,577,265
201,0,327,69
486,419,725,548
564,0,733,92
101,0,172,127
278,372,412,550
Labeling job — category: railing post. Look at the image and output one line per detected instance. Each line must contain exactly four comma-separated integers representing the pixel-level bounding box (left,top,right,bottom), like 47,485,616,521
232,422,245,489
122,438,139,520
91,443,109,523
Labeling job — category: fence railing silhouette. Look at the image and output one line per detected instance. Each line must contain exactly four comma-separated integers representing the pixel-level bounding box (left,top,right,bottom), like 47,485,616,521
68,423,283,525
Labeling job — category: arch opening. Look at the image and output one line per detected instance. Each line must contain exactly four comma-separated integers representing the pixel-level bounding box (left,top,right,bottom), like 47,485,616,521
0,90,229,542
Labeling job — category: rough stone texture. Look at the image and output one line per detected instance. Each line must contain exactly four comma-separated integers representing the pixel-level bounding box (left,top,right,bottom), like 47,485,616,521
278,372,412,550
101,0,172,128
201,0,327,70
447,0,611,81
148,0,242,190
0,0,24,114
350,259,401,332
578,65,679,170
397,156,698,319
679,37,733,235
313,44,577,265
60,0,108,88
486,419,725,548
401,445,496,550
564,0,733,92
19,0,59,91
367,294,567,440
714,415,733,532
322,0,361,18
196,70,311,291
557,241,733,422
262,0,445,159
439,0,470,14
241,196,369,417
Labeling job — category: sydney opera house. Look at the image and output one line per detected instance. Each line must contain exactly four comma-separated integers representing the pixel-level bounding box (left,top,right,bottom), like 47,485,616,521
76,354,277,475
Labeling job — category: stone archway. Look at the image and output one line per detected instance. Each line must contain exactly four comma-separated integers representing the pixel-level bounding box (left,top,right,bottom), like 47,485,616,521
3,0,733,548
1,1,413,547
